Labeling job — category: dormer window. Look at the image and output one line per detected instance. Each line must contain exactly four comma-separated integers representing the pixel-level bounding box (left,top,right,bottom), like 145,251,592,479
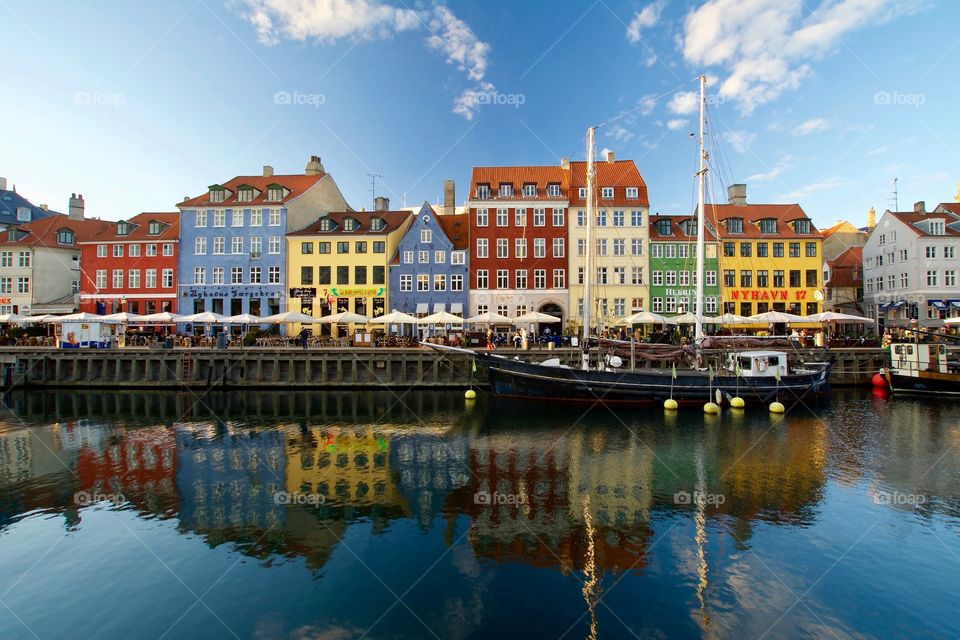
370,218,385,232
16,207,30,222
209,186,226,203
727,218,744,234
681,220,697,236
759,218,777,234
601,187,614,199
930,220,945,235
522,183,537,197
578,187,587,199
343,218,358,231
237,188,254,203
56,229,75,245
499,183,514,197
626,187,639,199
794,219,811,234
117,222,131,236
267,185,284,201
148,221,163,235
319,218,335,232
656,219,673,236
476,184,491,199
547,183,561,197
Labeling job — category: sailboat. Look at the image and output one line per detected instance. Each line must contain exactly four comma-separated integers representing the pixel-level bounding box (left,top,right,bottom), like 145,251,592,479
428,76,832,406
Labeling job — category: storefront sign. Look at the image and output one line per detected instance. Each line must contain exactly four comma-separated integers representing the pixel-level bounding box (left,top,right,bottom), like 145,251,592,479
290,287,316,300
329,287,385,297
181,287,276,299
729,290,808,301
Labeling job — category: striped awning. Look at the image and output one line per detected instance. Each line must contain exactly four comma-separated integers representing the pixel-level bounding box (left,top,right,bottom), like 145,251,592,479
930,299,947,309
892,300,906,308
415,303,429,314
878,302,892,310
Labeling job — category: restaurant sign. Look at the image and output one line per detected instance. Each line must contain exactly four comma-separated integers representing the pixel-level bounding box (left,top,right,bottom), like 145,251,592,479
729,290,809,301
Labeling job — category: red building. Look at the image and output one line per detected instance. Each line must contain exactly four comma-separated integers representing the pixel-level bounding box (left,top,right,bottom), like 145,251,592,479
79,212,180,315
468,165,570,324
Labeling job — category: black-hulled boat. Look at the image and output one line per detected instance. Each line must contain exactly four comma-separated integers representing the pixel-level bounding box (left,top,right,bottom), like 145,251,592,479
885,342,960,395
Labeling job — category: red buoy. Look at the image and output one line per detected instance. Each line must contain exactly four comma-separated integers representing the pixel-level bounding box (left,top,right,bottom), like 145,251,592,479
872,372,888,388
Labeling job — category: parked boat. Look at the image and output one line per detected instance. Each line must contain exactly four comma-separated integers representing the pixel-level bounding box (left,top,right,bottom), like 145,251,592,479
883,342,960,395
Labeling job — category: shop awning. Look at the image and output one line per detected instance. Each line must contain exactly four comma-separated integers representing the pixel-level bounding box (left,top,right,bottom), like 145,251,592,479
415,303,429,314
450,302,463,315
892,300,906,308
950,300,960,308
433,303,445,313
878,302,892,310
931,299,947,309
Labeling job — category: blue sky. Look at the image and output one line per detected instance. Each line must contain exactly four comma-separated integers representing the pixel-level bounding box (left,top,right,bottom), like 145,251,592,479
1,0,957,227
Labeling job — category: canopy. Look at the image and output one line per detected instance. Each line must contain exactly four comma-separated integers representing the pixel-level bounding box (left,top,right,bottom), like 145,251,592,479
375,310,420,325
100,312,145,323
317,311,369,324
805,311,873,323
45,312,106,323
136,312,183,323
669,311,701,325
748,311,807,324
418,311,464,325
223,313,265,324
261,311,318,324
22,314,55,323
178,311,228,324
513,311,561,324
0,313,28,324
466,311,513,324
945,317,960,326
617,311,673,325
716,312,751,325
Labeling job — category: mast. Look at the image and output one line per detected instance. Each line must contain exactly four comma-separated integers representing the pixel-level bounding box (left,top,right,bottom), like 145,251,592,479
694,75,707,343
582,127,596,370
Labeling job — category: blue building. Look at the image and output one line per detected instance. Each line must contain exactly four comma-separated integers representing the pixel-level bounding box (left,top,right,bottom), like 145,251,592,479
176,156,351,330
0,177,59,228
388,202,469,318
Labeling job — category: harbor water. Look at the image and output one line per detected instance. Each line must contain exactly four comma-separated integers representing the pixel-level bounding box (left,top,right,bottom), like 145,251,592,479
0,389,958,639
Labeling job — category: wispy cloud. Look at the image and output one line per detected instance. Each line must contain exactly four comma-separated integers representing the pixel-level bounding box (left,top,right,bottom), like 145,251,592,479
792,117,830,136
234,0,493,120
746,154,792,182
666,118,689,131
668,90,698,114
723,130,757,153
780,177,845,200
626,0,666,43
605,124,635,142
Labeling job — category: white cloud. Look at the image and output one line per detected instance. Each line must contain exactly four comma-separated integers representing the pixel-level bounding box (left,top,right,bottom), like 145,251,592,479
605,124,635,143
627,1,666,43
643,52,658,67
639,94,658,116
666,119,689,130
866,145,889,156
723,130,757,153
780,177,845,200
668,90,699,114
792,117,830,136
235,0,493,119
681,0,914,113
746,154,792,182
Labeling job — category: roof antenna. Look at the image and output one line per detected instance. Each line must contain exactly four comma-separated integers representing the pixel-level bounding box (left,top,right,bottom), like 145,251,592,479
890,177,898,211
367,173,382,210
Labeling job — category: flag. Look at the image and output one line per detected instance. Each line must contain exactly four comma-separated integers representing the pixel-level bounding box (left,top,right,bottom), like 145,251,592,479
671,363,677,379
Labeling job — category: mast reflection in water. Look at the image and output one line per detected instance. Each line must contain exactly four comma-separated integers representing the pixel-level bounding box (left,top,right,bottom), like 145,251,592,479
0,390,958,639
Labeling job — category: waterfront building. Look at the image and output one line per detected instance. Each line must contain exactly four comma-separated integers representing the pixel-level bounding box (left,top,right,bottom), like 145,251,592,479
285,208,412,334
78,212,180,315
647,214,719,316
0,177,58,230
388,202,469,318
0,195,112,315
567,153,650,330
823,246,864,316
820,217,870,262
708,184,823,318
467,164,569,325
863,201,960,329
176,156,351,324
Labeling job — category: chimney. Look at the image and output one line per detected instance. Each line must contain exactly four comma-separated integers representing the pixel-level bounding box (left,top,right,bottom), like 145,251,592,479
443,179,455,215
560,157,570,169
39,204,48,211
867,206,876,229
263,165,274,177
605,150,615,163
727,183,747,206
68,193,85,220
375,196,390,212
305,155,325,175
913,200,925,213
0,177,6,191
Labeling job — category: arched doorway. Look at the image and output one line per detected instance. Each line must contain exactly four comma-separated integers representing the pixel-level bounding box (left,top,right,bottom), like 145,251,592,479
538,302,563,328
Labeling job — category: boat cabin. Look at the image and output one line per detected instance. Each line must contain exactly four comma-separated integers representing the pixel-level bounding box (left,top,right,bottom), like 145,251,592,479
890,343,950,375
726,351,789,378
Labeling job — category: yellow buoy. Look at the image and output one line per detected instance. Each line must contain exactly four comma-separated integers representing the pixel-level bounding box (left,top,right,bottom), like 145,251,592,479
703,402,720,414
465,389,477,400
769,401,785,414
730,396,745,408
664,398,678,410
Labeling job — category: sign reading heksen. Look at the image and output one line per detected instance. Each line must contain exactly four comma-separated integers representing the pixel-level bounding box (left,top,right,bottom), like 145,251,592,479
730,290,810,301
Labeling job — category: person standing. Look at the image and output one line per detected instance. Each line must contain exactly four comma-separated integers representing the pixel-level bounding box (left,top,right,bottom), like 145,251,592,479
486,327,495,351
520,327,528,350
299,327,309,350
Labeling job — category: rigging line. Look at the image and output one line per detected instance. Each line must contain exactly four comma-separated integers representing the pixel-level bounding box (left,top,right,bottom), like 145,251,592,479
594,77,701,130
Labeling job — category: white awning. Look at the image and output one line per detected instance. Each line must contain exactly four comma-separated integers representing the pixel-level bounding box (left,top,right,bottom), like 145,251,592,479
415,303,429,314
450,302,463,314
433,303,445,313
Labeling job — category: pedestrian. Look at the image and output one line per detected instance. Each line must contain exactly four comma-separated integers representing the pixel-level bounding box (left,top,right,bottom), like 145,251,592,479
486,327,495,351
299,327,309,350
520,327,528,350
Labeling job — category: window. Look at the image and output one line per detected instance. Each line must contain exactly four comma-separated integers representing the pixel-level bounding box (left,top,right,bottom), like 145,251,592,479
759,219,777,234
112,245,123,258
665,244,676,259
806,242,817,257
146,269,157,288
596,210,607,226
723,270,735,287
757,242,768,257
665,271,677,286
553,238,565,258
626,187,639,199
354,266,367,285
727,218,744,233
631,239,643,256
632,267,644,285
789,270,801,287
16,277,29,294
112,269,123,288
651,244,663,258
428,250,442,264
534,238,546,258
337,241,349,254
95,270,106,289
476,238,488,258
213,237,225,254
476,208,488,226
231,237,243,254
237,189,253,203
496,269,508,288
515,208,526,227
706,270,717,286
773,242,784,258
268,209,281,226
196,210,208,227
679,271,690,286
477,270,489,289
601,187,614,199
512,238,527,260
268,237,280,254
419,228,433,244
497,239,508,259
160,269,173,288
231,209,244,227
250,267,262,284
268,266,281,284
194,237,206,255
578,188,587,199
794,219,811,234
476,185,490,199
547,183,561,197
577,239,586,257
56,229,75,245
250,209,262,226
212,267,224,284
301,241,314,254
146,244,157,256
631,210,643,226
900,273,908,288
229,267,242,284
553,269,565,288
614,266,626,284
400,274,413,291
597,239,607,256
250,237,262,258
925,246,936,259
789,242,800,257
577,267,584,285
806,269,818,287
946,270,956,287
652,297,663,312
434,274,446,291
534,269,546,289
213,210,225,227
757,270,769,288
417,274,430,291
887,274,895,290
613,210,624,227
740,242,752,257
577,210,586,226
451,274,464,291
522,183,536,197
653,271,664,286
945,247,955,259
299,265,314,285
267,186,283,201
499,183,513,197
534,208,546,226
552,208,564,226
94,244,106,258
496,208,508,227
400,250,413,264
665,297,676,313
723,242,735,257
927,270,938,287
128,270,140,288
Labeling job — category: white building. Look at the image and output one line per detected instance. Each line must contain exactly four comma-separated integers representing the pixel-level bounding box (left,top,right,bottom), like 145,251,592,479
863,201,960,329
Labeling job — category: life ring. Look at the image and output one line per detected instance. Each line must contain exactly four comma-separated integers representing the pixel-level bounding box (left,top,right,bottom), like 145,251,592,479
756,357,768,372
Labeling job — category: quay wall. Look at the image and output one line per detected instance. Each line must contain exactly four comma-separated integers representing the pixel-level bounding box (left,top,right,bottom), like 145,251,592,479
0,347,890,390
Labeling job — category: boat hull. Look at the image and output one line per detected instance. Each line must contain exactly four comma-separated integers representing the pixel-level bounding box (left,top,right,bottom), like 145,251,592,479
888,371,960,396
480,354,832,406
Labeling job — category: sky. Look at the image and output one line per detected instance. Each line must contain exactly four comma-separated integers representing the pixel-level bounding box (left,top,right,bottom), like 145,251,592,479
1,0,958,228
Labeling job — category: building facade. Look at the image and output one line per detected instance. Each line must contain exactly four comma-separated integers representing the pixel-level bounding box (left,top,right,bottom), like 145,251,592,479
467,165,569,325
863,202,960,329
0,177,58,230
567,154,650,329
176,156,351,323
648,215,719,316
78,212,180,315
709,184,823,319
388,203,469,317
823,246,863,315
285,210,412,333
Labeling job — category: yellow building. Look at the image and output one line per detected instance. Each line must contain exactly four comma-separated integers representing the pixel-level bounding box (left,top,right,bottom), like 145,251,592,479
285,210,412,334
709,185,823,319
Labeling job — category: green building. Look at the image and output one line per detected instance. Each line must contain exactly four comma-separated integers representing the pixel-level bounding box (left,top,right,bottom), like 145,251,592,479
648,215,720,317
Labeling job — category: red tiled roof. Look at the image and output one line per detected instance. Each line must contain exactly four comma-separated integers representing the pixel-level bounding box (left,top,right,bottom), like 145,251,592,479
887,211,960,237
706,203,819,239
830,246,862,268
938,202,960,215
648,214,717,241
0,214,114,248
179,174,325,208
568,160,649,207
820,220,861,238
436,213,469,250
469,166,568,201
827,247,863,287
287,211,412,236
82,212,180,243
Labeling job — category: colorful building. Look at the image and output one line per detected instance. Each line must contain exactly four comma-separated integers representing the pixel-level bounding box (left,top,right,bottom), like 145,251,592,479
823,246,864,316
467,165,569,324
79,212,180,315
285,209,412,334
388,202,469,318
708,184,823,318
567,153,650,329
0,177,58,229
176,156,351,324
648,214,719,316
